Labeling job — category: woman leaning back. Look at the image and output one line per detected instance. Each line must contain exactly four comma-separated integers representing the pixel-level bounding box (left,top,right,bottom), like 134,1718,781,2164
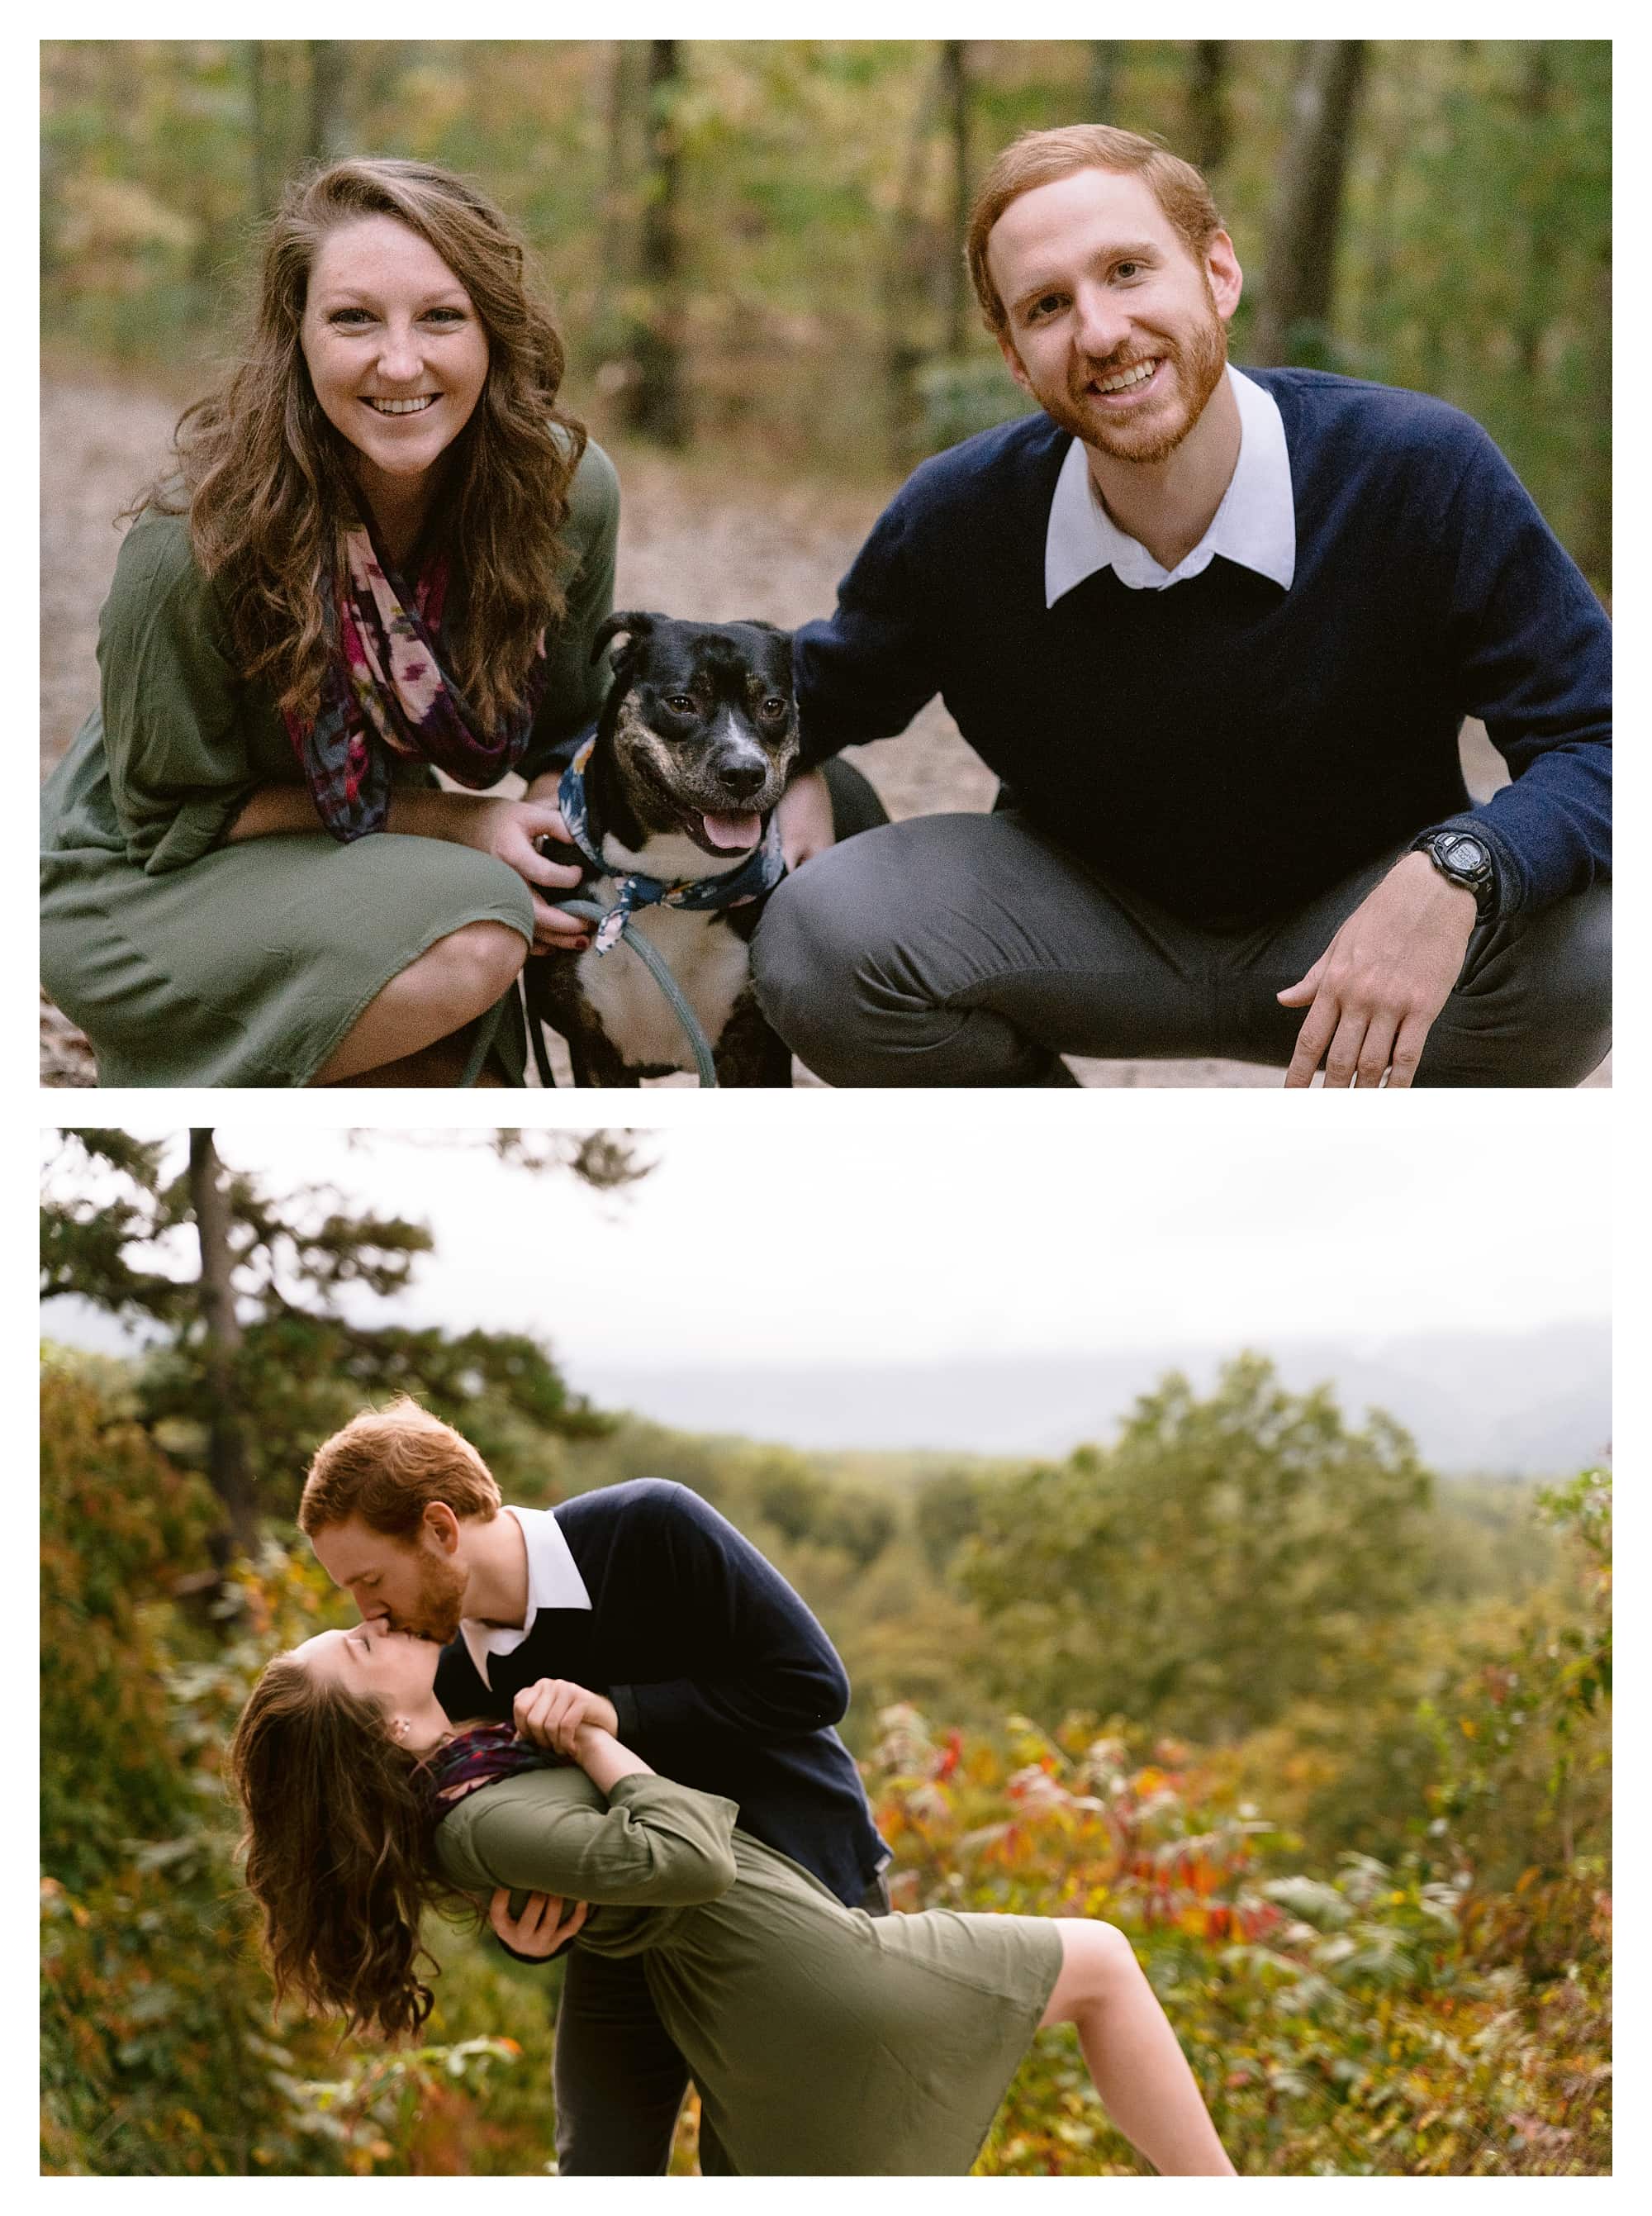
40,157,615,1087
230,1627,1237,2178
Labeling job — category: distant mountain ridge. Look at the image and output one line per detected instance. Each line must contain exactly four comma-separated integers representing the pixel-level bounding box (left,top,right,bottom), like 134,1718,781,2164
575,1323,1611,1476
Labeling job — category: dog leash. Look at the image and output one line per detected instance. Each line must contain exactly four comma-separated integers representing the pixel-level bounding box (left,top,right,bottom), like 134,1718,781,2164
458,898,721,1087
461,739,786,1088
546,896,722,1087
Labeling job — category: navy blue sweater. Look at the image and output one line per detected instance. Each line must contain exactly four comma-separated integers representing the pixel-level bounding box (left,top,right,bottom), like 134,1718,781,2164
794,369,1611,929
433,1480,887,1909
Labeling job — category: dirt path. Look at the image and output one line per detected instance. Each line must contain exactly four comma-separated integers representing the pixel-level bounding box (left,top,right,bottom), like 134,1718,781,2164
40,377,1608,1088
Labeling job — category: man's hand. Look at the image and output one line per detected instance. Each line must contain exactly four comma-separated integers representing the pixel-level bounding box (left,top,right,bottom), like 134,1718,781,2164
513,1677,620,1756
775,768,837,872
1278,851,1478,1088
487,1887,589,1959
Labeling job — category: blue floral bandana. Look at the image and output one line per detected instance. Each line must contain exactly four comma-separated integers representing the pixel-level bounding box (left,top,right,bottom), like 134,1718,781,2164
557,736,788,953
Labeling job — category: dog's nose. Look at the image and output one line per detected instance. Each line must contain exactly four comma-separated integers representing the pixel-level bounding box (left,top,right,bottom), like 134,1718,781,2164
715,757,768,801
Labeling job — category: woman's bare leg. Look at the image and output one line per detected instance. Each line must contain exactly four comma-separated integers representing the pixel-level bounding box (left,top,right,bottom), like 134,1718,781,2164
314,921,526,1086
1038,1920,1236,2176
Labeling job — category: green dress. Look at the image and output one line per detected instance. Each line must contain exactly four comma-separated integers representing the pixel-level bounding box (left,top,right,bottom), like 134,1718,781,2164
39,443,619,1087
434,1767,1065,2177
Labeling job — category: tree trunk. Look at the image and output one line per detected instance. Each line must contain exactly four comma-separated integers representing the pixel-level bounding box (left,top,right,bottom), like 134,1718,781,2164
941,41,971,356
1512,47,1557,382
188,1130,259,1559
596,40,646,364
1576,239,1612,593
1251,40,1368,368
306,40,349,166
247,41,273,220
1087,41,1122,121
1186,40,1231,175
621,39,689,448
881,55,945,468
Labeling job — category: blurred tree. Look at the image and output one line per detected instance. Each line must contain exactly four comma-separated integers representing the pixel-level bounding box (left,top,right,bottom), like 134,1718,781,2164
247,42,275,218
1251,40,1368,367
189,1129,257,1556
1086,41,1122,121
1427,1467,1611,1892
881,50,946,464
1184,40,1231,176
621,39,689,447
40,1353,319,2172
957,1353,1434,1742
752,1452,895,1570
40,1127,650,1547
941,41,972,356
40,1350,221,1891
306,40,351,164
591,40,646,373
913,1466,987,1573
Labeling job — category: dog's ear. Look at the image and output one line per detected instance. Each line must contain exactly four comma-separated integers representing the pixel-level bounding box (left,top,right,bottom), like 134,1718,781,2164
591,611,659,667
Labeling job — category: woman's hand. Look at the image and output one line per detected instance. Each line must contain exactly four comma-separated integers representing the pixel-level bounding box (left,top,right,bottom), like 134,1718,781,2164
439,796,591,954
487,1887,589,1959
513,1677,620,1756
569,1723,656,1793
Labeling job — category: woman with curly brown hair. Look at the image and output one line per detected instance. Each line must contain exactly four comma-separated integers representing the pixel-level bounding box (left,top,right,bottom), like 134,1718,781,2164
41,157,615,1086
230,1625,1236,2176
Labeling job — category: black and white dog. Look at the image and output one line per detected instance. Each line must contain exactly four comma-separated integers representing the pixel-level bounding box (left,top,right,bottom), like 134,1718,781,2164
525,611,800,1087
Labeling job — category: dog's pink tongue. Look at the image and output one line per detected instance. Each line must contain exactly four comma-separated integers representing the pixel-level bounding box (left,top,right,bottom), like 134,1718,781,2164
702,810,762,851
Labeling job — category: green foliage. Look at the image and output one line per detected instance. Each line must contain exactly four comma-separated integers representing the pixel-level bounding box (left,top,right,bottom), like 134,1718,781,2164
41,1355,330,2174
912,1465,988,1572
749,1454,896,1568
40,1348,219,1890
866,1697,1608,2176
915,356,1037,453
40,1354,566,2176
554,1417,901,1580
1419,1470,1611,1901
958,1355,1435,1743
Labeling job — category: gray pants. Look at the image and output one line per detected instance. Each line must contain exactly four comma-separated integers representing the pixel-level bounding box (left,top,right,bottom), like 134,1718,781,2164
752,811,1611,1087
553,1870,892,2176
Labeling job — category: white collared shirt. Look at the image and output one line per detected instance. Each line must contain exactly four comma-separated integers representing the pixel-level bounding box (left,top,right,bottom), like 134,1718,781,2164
1044,364,1296,605
459,1503,592,1689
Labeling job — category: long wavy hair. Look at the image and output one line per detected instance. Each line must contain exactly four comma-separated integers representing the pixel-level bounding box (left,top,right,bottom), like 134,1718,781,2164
228,1654,466,2042
132,156,587,730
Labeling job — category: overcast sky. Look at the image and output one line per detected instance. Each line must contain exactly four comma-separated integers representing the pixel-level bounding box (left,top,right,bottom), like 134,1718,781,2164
41,1103,1610,1377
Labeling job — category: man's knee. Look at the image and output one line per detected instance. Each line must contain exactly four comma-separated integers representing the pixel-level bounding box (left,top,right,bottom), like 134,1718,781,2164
1435,883,1611,1085
751,844,882,1058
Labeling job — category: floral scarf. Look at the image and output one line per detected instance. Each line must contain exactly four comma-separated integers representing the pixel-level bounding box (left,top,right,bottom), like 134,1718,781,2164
423,1722,563,1828
285,529,549,842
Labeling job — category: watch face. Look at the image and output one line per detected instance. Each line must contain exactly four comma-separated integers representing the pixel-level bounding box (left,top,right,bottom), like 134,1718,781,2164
1443,835,1488,873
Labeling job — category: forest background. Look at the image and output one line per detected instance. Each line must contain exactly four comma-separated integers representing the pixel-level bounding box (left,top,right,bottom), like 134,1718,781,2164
40,1129,1612,2176
38,38,1613,1084
40,36,1610,575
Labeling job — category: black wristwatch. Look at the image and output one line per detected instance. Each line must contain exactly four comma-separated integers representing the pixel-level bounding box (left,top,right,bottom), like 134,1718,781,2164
1411,827,1498,920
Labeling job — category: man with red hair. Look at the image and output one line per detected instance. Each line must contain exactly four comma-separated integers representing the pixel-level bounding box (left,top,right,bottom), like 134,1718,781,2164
761,124,1610,1088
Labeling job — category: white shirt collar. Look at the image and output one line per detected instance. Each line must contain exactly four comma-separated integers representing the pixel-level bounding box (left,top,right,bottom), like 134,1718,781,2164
1044,364,1295,604
459,1504,592,1688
